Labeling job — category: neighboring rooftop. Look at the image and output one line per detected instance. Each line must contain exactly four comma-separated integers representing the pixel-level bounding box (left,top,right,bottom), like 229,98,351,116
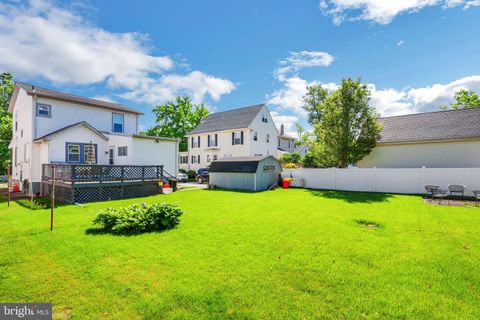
379,107,480,143
278,134,296,140
188,104,265,135
15,82,143,115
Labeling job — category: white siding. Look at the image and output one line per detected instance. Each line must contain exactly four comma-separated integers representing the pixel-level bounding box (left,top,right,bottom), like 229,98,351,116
132,138,178,176
278,137,295,153
249,105,279,157
107,134,134,165
35,97,138,138
359,140,480,168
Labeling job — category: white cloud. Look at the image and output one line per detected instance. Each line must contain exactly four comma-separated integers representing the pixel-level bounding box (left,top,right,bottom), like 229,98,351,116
0,0,235,104
397,40,405,46
368,85,413,116
271,111,300,137
274,51,335,80
120,71,236,105
319,0,480,25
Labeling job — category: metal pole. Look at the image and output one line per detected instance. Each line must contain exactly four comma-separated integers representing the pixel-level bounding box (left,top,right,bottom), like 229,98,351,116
50,165,55,231
7,165,11,207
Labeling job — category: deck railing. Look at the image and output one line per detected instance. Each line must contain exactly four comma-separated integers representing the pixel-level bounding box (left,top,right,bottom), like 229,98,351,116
42,164,164,184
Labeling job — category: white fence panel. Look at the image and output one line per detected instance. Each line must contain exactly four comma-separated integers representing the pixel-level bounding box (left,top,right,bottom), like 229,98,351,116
281,167,480,196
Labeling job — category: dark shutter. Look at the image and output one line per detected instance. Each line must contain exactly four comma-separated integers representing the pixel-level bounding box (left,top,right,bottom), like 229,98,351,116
215,134,218,146
191,137,194,148
208,135,210,147
240,131,244,145
232,132,235,145
191,155,194,163
198,155,200,163
198,136,200,148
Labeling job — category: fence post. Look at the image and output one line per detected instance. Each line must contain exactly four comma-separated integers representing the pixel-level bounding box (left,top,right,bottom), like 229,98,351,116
50,165,55,231
99,165,103,184
142,166,145,181
121,166,125,182
7,165,10,207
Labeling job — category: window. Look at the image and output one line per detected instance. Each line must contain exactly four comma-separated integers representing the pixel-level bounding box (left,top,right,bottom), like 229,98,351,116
192,136,200,148
118,146,128,157
67,144,80,162
20,130,23,138
208,134,217,147
263,165,275,172
266,134,270,143
36,103,51,117
288,141,291,148
213,155,217,161
14,147,17,166
207,155,211,163
24,143,29,162
180,155,188,164
112,113,124,133
232,131,243,145
253,131,258,141
262,113,268,123
278,139,281,147
84,145,97,164
191,155,197,164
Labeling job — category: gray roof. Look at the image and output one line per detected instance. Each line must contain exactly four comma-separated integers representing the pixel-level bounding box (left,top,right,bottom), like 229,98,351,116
209,156,279,173
188,104,264,135
379,108,480,144
17,82,143,115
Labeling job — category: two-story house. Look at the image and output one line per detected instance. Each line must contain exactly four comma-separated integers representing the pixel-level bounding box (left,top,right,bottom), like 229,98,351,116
8,82,179,193
179,104,278,171
277,123,296,155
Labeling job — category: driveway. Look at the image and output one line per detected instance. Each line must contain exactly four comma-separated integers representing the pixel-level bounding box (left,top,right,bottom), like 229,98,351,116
178,182,208,190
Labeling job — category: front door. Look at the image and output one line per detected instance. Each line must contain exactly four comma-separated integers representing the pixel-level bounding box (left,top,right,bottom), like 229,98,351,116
109,147,114,165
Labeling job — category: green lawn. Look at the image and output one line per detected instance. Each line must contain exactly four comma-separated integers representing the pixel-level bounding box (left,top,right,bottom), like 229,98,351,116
1,189,479,319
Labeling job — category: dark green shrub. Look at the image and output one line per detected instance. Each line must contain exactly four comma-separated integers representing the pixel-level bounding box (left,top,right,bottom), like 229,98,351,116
178,168,187,174
186,170,196,179
280,153,301,163
92,203,184,234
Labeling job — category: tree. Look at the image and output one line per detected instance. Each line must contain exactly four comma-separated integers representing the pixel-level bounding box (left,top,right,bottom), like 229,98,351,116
145,96,209,151
0,72,14,174
294,123,313,147
311,78,382,168
302,84,330,125
442,89,480,110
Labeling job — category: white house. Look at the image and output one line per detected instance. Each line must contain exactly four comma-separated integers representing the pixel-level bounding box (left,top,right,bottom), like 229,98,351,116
277,123,296,155
359,108,480,168
180,104,279,171
8,82,179,193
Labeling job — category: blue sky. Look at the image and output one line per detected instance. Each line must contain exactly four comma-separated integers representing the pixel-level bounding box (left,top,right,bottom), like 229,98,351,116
1,0,480,135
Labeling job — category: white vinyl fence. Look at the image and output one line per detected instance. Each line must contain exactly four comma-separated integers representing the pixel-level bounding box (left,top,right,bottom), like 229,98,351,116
282,167,480,196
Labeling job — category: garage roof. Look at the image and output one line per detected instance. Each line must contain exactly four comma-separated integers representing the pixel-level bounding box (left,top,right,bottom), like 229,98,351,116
209,156,274,173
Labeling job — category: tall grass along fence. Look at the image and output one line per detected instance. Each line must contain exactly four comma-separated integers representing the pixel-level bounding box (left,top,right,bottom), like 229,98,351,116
282,167,480,196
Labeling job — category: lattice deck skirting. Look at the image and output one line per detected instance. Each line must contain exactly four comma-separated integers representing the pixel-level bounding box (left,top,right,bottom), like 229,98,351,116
42,181,163,203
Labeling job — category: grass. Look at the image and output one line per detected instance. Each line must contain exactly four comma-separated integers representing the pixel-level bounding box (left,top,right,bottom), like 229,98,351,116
16,197,52,210
0,189,479,319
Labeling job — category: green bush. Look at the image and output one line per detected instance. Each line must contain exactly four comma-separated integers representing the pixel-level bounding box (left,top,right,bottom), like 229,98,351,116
92,203,184,234
179,168,187,174
186,170,196,179
280,153,301,164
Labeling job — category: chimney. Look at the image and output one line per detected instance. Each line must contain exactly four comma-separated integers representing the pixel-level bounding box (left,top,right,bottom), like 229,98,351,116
280,123,285,135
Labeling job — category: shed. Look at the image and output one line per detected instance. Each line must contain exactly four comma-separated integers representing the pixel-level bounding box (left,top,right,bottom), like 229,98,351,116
209,156,282,191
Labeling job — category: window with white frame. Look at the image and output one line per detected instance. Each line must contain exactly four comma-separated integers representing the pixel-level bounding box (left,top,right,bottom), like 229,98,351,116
233,132,242,145
118,146,128,157
112,113,124,133
208,134,217,147
180,155,188,164
262,113,268,123
213,155,217,161
192,136,200,148
36,103,51,117
253,131,258,141
191,155,197,164
266,134,270,143
67,144,80,162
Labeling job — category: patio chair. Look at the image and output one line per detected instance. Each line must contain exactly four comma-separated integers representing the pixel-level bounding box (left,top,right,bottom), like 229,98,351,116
448,184,466,197
473,190,480,207
432,188,449,205
424,185,439,202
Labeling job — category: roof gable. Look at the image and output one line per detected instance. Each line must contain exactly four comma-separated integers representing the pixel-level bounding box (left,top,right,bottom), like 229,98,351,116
188,104,265,135
34,121,109,142
379,108,480,144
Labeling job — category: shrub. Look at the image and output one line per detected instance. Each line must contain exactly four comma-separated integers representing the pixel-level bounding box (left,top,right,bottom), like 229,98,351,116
179,168,187,174
280,153,301,164
92,203,184,234
284,163,299,169
186,170,196,179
